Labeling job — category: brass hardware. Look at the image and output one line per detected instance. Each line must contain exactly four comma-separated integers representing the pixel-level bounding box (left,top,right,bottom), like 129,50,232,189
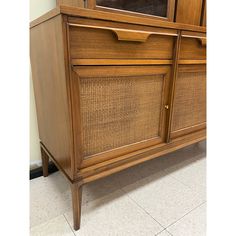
165,105,169,110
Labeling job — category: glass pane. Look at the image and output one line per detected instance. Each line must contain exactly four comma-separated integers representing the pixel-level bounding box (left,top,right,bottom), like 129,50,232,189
96,0,168,17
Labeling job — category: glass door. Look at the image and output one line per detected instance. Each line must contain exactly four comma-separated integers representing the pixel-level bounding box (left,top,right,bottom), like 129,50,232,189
87,0,175,21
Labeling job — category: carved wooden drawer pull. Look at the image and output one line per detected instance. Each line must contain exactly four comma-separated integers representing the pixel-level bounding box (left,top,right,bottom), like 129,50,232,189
68,23,177,42
198,38,207,47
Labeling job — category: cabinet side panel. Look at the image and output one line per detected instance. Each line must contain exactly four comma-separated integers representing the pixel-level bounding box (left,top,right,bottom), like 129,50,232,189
30,15,73,178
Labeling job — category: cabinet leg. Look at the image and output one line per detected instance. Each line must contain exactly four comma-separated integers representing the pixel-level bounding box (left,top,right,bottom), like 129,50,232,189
40,146,49,177
70,183,82,231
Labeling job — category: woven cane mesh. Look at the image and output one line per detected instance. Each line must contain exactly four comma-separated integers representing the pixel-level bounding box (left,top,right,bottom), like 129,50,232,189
80,74,164,158
172,71,206,131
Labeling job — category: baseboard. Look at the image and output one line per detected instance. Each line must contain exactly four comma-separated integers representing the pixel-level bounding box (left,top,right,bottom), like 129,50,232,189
30,161,58,180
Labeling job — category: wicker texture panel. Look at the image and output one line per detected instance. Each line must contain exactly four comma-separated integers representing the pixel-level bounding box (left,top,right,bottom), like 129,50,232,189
172,71,206,131
80,74,164,158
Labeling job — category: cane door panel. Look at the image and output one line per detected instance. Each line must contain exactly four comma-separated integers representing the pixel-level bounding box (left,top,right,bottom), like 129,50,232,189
171,65,206,139
72,66,171,167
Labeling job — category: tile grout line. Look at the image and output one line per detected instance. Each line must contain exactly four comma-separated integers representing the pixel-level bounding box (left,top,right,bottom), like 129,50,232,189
165,228,174,236
121,186,206,234
164,201,206,230
63,214,76,236
119,188,166,231
155,229,173,236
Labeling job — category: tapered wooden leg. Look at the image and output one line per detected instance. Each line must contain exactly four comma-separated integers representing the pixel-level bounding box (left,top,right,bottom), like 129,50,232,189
40,146,49,177
70,183,82,231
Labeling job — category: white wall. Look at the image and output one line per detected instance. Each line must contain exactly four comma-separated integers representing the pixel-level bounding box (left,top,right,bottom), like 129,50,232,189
30,0,56,169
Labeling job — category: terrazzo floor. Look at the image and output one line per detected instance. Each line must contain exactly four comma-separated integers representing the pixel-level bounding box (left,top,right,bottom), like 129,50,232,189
30,141,206,236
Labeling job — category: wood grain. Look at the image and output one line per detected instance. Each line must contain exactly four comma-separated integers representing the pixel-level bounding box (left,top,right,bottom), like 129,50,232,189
70,183,82,230
180,37,206,60
57,0,84,7
175,0,203,26
71,59,173,66
201,0,206,27
30,15,74,178
68,22,175,59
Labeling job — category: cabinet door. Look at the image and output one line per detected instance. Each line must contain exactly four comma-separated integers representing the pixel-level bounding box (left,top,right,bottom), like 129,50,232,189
175,0,203,25
171,65,206,139
71,65,171,167
88,0,176,21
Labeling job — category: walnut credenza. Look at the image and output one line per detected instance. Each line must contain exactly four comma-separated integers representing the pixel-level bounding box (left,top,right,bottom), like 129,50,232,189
30,1,206,231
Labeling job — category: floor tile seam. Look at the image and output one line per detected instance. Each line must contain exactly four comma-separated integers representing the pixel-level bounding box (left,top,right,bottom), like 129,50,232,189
165,228,174,236
164,201,206,230
119,188,166,231
63,214,76,236
155,229,174,236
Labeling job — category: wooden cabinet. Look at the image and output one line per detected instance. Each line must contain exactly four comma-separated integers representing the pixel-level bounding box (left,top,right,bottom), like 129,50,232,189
30,2,206,231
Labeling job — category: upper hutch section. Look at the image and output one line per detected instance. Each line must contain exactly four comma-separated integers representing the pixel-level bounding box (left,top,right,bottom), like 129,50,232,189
57,0,206,27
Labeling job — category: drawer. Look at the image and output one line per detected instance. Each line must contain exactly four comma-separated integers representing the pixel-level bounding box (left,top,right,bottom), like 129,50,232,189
180,32,206,60
68,21,176,60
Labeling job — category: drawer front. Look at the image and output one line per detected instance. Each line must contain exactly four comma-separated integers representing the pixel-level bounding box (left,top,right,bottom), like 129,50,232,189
180,34,206,60
68,22,176,60
71,66,171,167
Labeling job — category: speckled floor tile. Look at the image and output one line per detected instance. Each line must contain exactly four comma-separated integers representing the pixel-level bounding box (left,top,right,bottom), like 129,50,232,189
30,171,120,227
30,215,74,236
167,203,206,236
157,230,172,236
121,170,205,227
65,190,163,236
30,172,71,228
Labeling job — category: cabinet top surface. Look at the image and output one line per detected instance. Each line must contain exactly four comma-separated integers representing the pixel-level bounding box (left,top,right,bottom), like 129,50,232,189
30,5,206,33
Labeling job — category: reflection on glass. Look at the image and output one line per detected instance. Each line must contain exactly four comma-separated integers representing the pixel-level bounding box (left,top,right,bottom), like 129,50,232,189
96,0,168,17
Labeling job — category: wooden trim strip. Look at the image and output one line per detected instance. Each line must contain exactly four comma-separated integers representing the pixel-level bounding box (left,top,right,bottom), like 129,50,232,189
171,123,206,139
181,31,206,38
178,60,207,65
71,59,173,66
166,30,181,142
81,135,206,184
77,130,206,181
